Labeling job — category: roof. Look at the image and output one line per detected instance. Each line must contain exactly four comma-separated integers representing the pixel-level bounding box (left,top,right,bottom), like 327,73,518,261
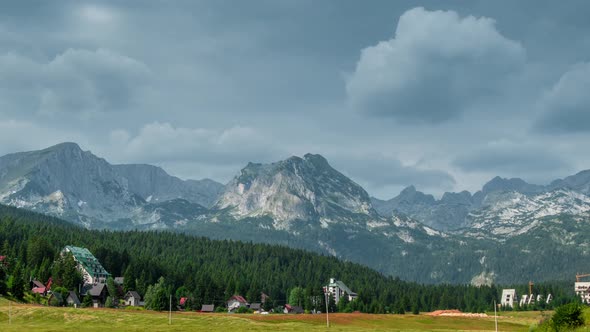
67,291,81,305
32,280,45,288
32,287,46,294
228,295,248,304
49,292,63,303
63,245,110,278
126,291,141,300
250,303,261,310
201,304,215,312
328,279,356,295
85,283,107,297
114,277,124,285
285,304,304,313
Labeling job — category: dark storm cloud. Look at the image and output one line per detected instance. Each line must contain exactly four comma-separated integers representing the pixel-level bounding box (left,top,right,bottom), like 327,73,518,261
1,1,589,196
534,62,590,134
333,154,456,191
453,143,571,175
0,48,151,115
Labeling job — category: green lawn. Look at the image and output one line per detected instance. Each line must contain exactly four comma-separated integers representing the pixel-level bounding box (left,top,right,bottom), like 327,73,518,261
0,298,544,331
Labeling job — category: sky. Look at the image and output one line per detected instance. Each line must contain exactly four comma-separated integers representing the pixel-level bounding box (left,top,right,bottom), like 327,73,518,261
1,0,590,199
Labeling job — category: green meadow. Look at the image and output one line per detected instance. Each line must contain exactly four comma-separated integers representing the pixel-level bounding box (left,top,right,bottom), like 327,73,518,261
0,298,554,331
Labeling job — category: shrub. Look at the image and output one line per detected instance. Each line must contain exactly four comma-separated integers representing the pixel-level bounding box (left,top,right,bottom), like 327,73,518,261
551,303,584,331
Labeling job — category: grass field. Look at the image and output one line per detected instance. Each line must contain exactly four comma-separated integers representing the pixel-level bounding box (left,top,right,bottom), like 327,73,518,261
0,298,548,331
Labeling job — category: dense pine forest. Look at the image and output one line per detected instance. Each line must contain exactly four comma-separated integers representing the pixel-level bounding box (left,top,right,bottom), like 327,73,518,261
0,204,577,313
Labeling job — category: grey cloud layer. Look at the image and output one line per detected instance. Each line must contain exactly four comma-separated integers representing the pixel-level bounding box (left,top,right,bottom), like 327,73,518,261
1,1,589,198
534,62,590,134
1,48,150,115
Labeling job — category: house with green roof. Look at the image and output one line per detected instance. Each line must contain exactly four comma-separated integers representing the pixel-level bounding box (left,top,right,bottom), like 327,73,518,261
62,245,110,285
323,277,357,304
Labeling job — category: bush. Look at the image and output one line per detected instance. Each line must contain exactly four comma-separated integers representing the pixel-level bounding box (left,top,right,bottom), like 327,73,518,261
235,306,252,314
551,303,584,331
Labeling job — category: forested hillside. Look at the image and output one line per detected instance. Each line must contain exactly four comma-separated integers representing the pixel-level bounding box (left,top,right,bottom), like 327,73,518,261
0,205,576,313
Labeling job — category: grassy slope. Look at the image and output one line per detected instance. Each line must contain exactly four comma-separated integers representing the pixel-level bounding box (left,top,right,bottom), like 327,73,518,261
0,299,537,332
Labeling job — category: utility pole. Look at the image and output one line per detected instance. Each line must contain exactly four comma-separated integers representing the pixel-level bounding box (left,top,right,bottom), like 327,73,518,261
494,300,498,332
169,294,172,325
324,291,330,328
9,300,11,325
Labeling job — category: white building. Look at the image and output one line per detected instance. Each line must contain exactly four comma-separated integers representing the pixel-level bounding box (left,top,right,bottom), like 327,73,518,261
323,278,357,304
575,282,590,303
62,246,110,285
501,289,517,308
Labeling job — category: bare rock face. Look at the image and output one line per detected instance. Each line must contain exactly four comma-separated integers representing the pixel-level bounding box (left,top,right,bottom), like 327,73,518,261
0,143,222,228
216,154,376,227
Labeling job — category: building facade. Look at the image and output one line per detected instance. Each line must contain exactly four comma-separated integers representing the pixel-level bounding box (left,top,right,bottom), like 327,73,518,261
323,278,357,304
501,289,517,308
575,282,590,303
63,245,110,285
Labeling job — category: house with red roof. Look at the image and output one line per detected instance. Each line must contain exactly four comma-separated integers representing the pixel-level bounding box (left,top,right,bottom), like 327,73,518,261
227,295,249,312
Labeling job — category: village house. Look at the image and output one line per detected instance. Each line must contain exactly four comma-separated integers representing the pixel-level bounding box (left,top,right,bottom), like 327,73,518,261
249,303,262,312
284,304,304,314
227,295,249,312
124,291,143,307
31,279,49,296
83,283,109,308
62,245,110,285
323,278,357,304
179,297,188,309
66,291,81,307
200,304,215,312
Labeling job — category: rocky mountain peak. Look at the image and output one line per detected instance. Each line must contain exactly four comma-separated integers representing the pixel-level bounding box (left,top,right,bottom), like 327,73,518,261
216,154,376,225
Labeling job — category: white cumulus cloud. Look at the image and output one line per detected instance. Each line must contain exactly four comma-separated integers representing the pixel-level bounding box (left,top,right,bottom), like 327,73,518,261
346,7,526,124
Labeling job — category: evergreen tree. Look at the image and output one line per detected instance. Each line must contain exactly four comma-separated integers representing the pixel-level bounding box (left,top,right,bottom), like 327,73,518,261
144,277,170,311
288,286,305,307
82,292,93,308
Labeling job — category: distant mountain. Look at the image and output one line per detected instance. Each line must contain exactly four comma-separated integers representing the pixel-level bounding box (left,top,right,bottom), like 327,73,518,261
373,173,590,233
3,142,590,285
372,187,473,231
549,170,590,195
216,154,377,230
113,164,223,208
0,143,222,228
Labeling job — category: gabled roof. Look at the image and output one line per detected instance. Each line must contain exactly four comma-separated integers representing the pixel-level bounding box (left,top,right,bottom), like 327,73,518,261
32,287,46,294
228,295,248,303
67,291,81,305
32,280,45,288
285,304,304,313
201,304,215,312
125,291,141,300
85,283,107,297
328,279,356,295
63,245,110,278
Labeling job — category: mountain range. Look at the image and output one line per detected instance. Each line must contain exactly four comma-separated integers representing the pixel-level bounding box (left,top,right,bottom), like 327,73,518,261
1,142,590,284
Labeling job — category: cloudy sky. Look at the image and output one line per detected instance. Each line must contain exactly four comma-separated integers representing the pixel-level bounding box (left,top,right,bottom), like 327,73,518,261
1,1,589,199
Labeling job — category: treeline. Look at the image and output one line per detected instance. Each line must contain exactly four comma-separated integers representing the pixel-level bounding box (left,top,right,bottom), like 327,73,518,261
0,205,577,313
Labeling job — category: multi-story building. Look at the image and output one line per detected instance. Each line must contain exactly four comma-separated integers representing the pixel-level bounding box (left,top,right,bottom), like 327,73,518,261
575,282,590,303
323,278,357,304
501,289,517,308
62,245,110,285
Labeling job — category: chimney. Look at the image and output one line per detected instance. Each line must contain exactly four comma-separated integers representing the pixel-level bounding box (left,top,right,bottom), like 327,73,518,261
330,278,335,284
